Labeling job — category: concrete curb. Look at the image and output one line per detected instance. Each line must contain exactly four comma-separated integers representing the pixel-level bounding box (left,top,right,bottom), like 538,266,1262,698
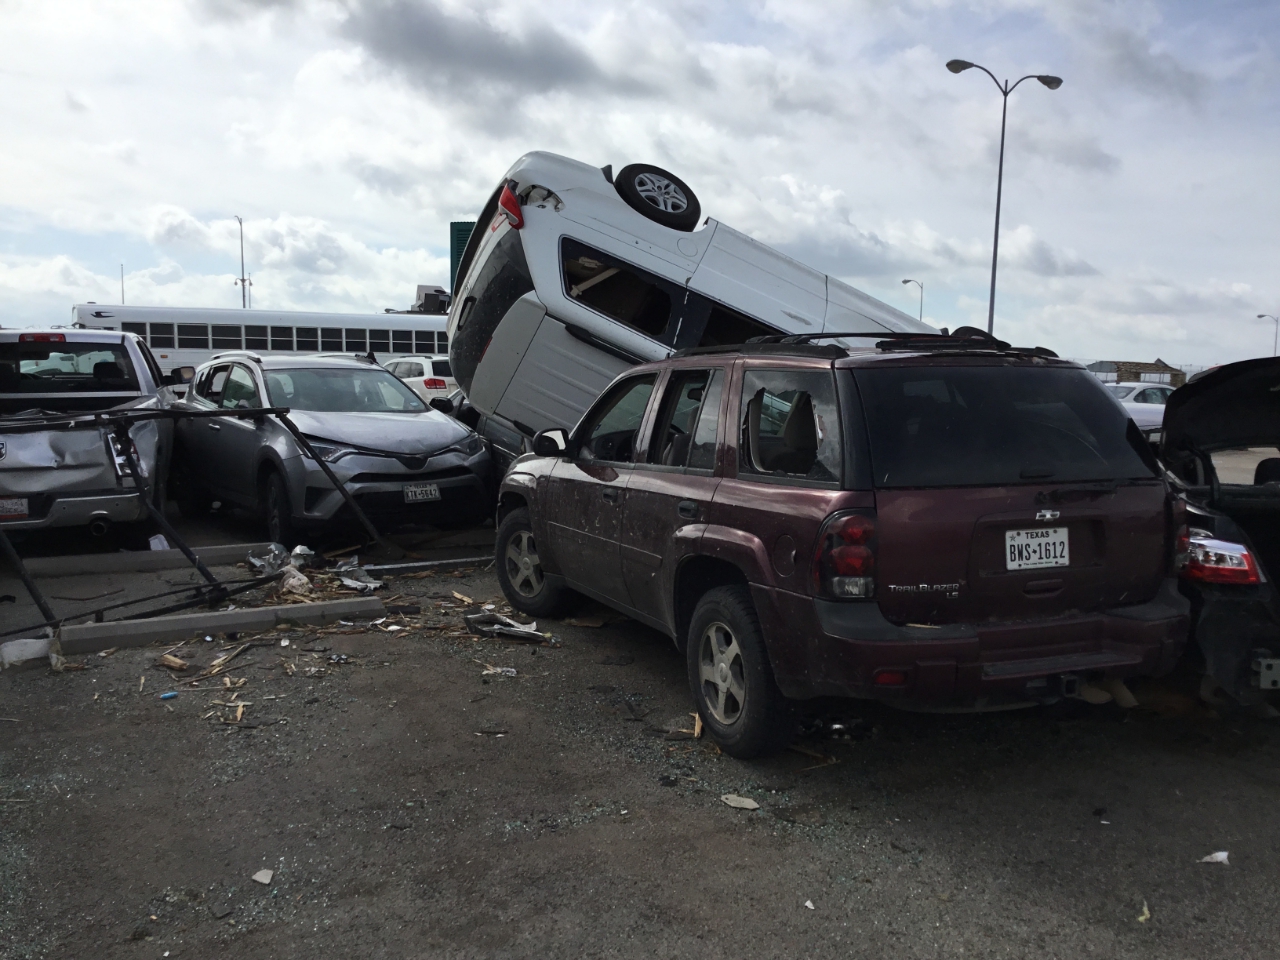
21,543,277,578
58,597,385,655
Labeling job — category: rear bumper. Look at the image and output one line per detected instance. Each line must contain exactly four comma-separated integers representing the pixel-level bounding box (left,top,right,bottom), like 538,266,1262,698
0,490,146,530
755,577,1190,703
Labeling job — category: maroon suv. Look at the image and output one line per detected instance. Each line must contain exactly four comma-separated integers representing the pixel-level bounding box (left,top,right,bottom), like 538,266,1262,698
494,335,1190,757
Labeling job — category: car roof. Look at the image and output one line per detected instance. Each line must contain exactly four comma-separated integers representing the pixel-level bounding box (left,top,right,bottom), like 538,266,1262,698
202,352,394,371
0,328,135,343
1112,381,1165,389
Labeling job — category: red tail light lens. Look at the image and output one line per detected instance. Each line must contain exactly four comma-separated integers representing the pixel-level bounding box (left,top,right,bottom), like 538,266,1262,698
1180,533,1261,585
873,669,908,686
813,510,876,599
19,333,65,342
498,182,524,229
423,378,447,390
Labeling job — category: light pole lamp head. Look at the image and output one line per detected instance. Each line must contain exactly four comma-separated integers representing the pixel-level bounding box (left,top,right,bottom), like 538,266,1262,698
946,59,974,74
1037,75,1063,90
1259,314,1272,319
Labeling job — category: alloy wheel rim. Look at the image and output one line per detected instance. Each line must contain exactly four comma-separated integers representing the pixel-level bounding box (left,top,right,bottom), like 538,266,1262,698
505,529,544,598
633,172,688,214
698,621,746,725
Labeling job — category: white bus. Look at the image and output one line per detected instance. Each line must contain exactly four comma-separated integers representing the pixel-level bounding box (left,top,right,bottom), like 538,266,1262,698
70,303,450,378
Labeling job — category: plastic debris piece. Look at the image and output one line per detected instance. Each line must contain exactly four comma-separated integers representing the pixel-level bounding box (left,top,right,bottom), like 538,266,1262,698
720,794,760,810
278,565,311,596
478,662,517,677
280,638,290,647
289,544,315,569
464,612,553,644
159,692,178,700
247,543,290,575
1137,900,1150,923
1199,851,1229,865
804,900,815,910
148,534,170,551
252,869,274,885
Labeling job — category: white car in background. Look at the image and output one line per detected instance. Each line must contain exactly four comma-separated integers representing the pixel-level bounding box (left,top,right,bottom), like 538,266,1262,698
384,355,457,405
1107,382,1174,429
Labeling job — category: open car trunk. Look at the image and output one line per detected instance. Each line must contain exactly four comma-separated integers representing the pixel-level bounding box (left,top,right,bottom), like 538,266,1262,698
1161,357,1280,702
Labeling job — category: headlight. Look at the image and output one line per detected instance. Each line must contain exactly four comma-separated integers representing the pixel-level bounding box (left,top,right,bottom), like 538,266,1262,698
450,434,486,457
304,438,357,463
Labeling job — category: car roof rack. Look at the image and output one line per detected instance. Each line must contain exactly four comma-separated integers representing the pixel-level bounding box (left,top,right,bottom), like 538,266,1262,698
211,350,263,363
674,341,848,359
748,327,1059,358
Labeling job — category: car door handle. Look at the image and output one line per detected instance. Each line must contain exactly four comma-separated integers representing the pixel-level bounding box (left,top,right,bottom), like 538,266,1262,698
677,500,698,519
601,488,620,503
207,422,221,431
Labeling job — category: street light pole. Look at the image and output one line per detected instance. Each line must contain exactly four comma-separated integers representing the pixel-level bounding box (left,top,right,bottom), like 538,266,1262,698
901,278,923,322
946,60,1062,336
234,216,249,309
1259,314,1279,356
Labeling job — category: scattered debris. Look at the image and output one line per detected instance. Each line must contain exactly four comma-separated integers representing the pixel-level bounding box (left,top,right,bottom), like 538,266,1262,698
1199,851,1230,865
209,903,233,920
289,544,316,569
1104,678,1139,709
158,654,188,671
804,900,815,910
452,591,475,604
565,615,606,628
279,565,312,596
159,692,178,701
247,543,290,575
692,713,703,739
149,533,170,551
251,869,274,885
465,612,557,645
97,647,119,658
476,661,517,677
1137,900,1151,923
0,635,53,671
720,794,760,811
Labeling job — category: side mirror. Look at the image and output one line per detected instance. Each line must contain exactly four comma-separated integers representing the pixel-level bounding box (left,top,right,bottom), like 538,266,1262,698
429,396,455,414
169,366,195,385
532,428,569,458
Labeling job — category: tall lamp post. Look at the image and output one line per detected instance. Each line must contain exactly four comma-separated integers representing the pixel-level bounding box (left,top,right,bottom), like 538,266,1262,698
947,60,1062,335
234,215,252,308
1260,314,1279,356
901,278,923,323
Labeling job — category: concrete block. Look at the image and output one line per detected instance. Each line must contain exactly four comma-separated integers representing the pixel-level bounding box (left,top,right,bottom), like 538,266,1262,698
58,597,385,655
1,635,53,670
22,543,278,578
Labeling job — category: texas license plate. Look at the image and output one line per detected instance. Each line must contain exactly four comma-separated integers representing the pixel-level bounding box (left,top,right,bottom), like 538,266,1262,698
1006,527,1069,570
0,498,29,519
403,482,441,503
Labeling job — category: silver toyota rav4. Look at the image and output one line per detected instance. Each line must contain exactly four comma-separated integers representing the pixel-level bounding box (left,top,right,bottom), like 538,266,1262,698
172,352,494,544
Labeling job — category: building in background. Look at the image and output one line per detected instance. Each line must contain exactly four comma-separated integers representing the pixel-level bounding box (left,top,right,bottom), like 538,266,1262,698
1086,358,1187,387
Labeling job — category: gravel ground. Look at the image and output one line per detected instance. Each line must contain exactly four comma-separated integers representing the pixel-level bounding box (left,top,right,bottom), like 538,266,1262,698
3,565,1280,959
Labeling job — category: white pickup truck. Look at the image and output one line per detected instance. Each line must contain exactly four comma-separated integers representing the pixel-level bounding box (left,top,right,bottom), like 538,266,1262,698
0,329,178,537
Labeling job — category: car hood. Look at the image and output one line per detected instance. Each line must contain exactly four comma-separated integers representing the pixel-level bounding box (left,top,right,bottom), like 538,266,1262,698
1161,357,1280,455
287,409,471,455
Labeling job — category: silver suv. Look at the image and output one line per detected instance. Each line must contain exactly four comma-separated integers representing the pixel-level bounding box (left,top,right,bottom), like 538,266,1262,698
172,352,493,543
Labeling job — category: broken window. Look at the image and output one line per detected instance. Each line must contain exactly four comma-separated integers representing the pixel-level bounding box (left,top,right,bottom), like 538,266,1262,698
698,304,774,348
561,239,673,341
740,369,841,483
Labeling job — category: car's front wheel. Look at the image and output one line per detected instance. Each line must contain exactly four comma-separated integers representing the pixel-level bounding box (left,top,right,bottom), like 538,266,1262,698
496,507,575,617
687,585,791,758
262,471,297,547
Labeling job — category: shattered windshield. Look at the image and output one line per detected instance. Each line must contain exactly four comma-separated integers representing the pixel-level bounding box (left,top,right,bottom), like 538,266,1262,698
265,368,426,413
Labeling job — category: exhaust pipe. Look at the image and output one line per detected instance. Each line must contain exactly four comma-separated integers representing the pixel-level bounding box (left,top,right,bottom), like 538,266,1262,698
89,518,112,537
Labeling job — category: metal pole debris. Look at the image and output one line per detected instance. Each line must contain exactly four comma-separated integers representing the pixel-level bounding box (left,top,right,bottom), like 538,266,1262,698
0,529,56,624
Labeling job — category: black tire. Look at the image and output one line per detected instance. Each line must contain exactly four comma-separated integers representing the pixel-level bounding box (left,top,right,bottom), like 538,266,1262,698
495,507,576,617
172,455,211,520
687,585,791,758
614,163,701,232
262,471,297,547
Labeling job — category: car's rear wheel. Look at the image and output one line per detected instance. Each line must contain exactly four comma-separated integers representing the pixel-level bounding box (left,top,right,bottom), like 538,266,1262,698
687,585,791,758
263,471,297,547
614,163,702,232
496,507,575,617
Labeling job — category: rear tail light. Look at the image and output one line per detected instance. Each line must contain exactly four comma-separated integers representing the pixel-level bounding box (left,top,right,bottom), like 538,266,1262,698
19,333,65,342
1179,531,1260,585
813,510,876,599
873,669,908,687
498,182,524,229
108,435,148,479
423,378,447,390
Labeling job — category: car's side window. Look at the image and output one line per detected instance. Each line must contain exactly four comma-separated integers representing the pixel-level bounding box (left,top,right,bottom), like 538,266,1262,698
577,374,657,464
406,363,425,378
739,368,841,484
646,368,725,470
219,365,261,410
195,365,230,406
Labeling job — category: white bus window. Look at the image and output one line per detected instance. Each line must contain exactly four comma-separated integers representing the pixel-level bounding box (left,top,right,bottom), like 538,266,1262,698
296,327,319,352
415,331,434,354
561,238,672,340
271,327,293,351
211,325,242,349
178,324,209,349
436,332,449,353
245,325,268,350
321,328,342,351
370,329,391,353
699,303,774,347
150,323,175,348
392,330,412,353
345,329,367,352
122,322,147,341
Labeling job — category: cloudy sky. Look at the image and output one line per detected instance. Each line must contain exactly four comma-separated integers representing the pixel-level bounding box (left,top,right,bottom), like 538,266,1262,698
1,0,1277,366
